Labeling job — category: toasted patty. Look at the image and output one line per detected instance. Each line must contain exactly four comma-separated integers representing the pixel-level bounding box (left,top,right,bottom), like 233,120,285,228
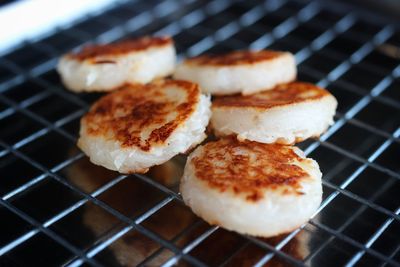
211,81,338,144
57,36,176,92
180,137,322,237
78,80,211,173
173,50,296,95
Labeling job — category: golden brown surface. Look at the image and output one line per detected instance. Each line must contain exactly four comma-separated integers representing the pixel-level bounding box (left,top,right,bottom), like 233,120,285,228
191,137,310,201
213,82,331,109
67,36,172,62
82,80,199,151
185,50,285,66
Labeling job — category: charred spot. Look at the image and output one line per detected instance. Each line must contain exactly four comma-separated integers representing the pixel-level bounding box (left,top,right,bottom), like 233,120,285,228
93,103,110,115
149,122,175,143
131,101,168,117
93,59,117,64
177,102,190,111
246,191,263,202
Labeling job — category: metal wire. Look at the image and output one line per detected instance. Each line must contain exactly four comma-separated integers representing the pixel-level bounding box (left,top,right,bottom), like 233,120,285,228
1,0,400,266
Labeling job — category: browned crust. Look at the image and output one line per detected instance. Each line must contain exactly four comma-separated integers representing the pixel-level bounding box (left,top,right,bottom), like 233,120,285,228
213,82,332,110
191,137,311,202
81,80,199,151
67,36,172,61
185,50,286,66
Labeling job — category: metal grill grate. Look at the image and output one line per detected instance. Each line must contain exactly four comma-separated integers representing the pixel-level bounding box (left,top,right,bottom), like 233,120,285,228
1,0,400,266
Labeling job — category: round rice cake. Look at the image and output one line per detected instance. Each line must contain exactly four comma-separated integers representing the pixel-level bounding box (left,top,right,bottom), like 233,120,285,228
57,36,176,92
180,137,322,237
173,50,296,95
211,81,338,144
78,80,211,173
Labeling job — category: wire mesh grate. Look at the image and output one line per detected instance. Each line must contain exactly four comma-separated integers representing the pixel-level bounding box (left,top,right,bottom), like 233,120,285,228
1,0,400,266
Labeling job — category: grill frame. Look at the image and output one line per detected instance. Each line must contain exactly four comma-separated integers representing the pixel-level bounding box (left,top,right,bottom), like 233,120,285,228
0,0,400,266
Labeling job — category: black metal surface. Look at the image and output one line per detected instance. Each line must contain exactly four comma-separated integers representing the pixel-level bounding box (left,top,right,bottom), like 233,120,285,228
0,0,399,266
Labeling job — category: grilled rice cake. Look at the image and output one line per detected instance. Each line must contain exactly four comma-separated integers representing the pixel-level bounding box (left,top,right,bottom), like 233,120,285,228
174,50,296,95
78,80,211,173
57,36,176,92
180,137,322,237
211,81,337,144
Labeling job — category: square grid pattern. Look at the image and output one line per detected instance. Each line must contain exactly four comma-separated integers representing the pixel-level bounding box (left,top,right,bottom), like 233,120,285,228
0,0,399,266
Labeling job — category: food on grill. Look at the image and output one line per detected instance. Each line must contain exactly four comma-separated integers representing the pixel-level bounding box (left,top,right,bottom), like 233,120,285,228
78,80,211,173
67,38,333,239
57,36,176,92
173,50,296,95
180,137,322,237
211,82,338,144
